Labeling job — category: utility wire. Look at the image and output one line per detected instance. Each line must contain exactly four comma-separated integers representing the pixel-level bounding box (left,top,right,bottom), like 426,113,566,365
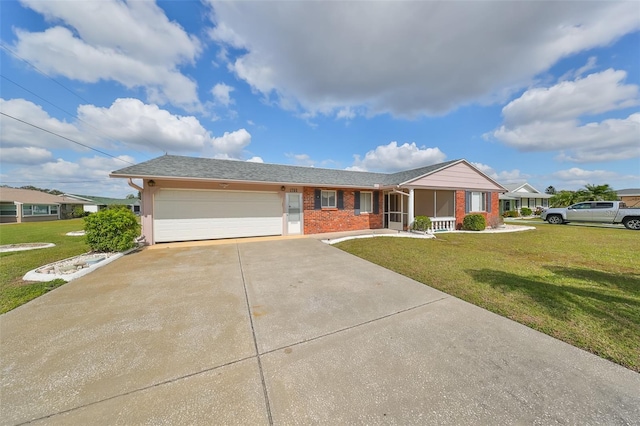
1,43,161,160
1,42,95,105
0,112,136,165
1,74,154,161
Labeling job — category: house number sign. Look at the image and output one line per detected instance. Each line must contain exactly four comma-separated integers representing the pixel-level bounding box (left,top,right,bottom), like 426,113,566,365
289,188,298,193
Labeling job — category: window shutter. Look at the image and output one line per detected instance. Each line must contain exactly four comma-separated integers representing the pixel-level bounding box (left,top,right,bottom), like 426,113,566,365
373,191,379,214
337,190,344,209
486,192,492,213
465,191,471,213
354,191,361,216
314,189,321,210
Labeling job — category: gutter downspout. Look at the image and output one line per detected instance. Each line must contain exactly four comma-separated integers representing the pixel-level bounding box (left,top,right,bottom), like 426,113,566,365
127,178,143,192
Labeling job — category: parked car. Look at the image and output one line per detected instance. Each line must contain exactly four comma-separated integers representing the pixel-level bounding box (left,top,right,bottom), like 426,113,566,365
541,201,640,230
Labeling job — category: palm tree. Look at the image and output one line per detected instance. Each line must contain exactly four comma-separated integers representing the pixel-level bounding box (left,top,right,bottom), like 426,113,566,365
550,190,579,207
582,184,617,201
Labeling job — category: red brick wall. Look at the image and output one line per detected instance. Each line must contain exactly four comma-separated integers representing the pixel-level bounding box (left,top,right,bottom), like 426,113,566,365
303,187,383,234
455,190,501,229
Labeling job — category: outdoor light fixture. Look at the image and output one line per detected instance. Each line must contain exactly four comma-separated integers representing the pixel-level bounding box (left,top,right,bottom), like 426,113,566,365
281,186,286,191
147,180,156,187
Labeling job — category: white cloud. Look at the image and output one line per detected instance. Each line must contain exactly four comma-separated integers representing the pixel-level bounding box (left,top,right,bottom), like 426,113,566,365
211,83,235,107
77,98,209,153
8,155,137,197
14,0,201,109
207,1,639,118
0,147,53,165
472,163,530,185
501,69,638,127
489,69,640,163
1,98,255,168
550,167,622,188
246,156,263,163
286,153,316,167
0,98,92,151
210,129,252,159
351,142,446,173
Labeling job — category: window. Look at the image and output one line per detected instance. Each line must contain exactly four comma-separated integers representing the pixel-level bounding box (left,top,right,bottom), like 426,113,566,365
0,204,17,216
22,204,57,216
321,190,336,208
594,202,614,209
360,191,373,213
571,203,593,210
470,192,486,212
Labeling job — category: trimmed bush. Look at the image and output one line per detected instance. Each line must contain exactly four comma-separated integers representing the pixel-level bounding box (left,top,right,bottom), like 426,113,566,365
462,213,486,231
520,207,533,216
84,207,140,252
502,210,519,218
412,215,432,232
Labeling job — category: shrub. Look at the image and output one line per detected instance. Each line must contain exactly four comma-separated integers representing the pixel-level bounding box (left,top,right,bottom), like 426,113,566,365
412,215,432,232
84,208,140,252
72,206,90,218
462,214,486,231
487,215,504,229
502,210,519,218
520,207,533,216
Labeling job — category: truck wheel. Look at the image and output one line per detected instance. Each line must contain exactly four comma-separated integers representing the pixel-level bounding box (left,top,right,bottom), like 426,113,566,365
547,215,563,225
623,217,640,230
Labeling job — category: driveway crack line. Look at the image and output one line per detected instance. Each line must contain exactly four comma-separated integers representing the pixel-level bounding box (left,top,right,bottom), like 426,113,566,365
15,355,257,425
261,295,451,356
236,243,274,426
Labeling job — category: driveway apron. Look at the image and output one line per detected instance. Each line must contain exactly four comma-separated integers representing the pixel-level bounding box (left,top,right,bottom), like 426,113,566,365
1,238,639,425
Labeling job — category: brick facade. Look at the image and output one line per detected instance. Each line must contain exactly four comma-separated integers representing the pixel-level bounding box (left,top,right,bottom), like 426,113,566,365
303,187,383,234
455,190,501,229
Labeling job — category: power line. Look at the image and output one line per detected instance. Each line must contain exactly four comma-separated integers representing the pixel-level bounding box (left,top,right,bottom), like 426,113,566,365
1,42,95,105
0,112,136,165
1,74,154,161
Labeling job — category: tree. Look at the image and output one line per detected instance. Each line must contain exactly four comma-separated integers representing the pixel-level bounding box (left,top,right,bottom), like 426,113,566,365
582,184,617,201
545,186,556,195
125,193,136,199
550,190,579,207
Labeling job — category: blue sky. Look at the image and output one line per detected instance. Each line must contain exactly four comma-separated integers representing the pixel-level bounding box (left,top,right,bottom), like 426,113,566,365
1,0,639,197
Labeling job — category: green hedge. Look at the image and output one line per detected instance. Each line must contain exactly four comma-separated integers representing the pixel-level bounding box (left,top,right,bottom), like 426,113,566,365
412,216,432,232
84,207,140,252
462,214,486,231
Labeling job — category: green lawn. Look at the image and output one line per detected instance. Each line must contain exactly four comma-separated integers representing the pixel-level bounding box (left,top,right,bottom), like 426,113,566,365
335,225,640,372
0,219,89,314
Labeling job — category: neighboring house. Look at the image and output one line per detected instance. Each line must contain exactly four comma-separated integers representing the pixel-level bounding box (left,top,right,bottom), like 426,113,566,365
64,194,141,215
111,155,507,245
499,183,552,214
617,188,640,207
0,187,88,223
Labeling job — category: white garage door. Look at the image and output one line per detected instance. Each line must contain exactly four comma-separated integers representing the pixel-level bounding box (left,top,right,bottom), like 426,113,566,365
154,189,283,243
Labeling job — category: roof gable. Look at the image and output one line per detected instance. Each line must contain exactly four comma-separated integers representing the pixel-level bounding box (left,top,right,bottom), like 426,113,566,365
397,160,507,191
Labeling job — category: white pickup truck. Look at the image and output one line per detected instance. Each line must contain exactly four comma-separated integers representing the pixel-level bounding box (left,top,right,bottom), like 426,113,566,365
541,201,640,230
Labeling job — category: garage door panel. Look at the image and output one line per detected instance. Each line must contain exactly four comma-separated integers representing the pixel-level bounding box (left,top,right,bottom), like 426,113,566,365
153,189,283,242
154,218,282,242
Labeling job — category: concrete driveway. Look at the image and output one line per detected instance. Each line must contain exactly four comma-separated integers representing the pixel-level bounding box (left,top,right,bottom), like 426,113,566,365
1,238,639,425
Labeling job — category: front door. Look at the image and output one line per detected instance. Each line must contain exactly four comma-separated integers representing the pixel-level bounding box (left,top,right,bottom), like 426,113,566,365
286,193,302,235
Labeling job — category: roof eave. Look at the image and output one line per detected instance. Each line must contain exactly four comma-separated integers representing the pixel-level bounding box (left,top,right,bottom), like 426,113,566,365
110,173,384,189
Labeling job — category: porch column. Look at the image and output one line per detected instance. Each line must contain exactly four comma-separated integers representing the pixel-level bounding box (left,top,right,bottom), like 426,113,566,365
408,188,415,228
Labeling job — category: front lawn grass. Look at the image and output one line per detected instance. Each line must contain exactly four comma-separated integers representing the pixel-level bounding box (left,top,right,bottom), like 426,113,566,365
0,219,89,314
335,225,640,372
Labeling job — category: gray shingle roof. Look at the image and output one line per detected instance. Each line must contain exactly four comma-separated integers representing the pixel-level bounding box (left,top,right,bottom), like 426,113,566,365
111,155,463,188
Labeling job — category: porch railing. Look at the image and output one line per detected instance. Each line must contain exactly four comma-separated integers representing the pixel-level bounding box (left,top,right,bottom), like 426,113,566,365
429,216,456,232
